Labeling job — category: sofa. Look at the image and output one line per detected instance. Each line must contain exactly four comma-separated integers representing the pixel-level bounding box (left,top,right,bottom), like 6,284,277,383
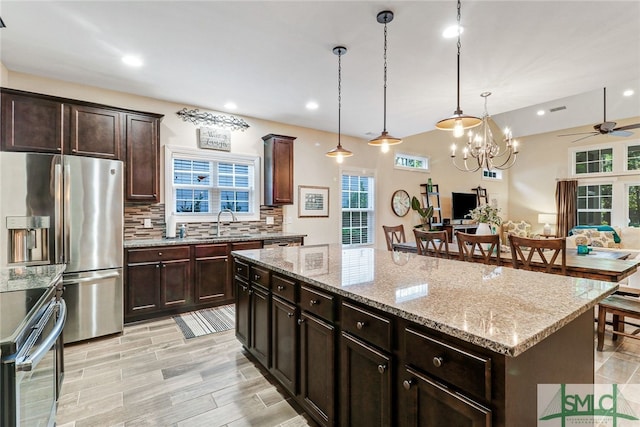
566,226,640,290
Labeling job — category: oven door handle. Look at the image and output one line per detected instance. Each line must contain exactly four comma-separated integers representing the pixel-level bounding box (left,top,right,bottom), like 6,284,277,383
17,299,67,372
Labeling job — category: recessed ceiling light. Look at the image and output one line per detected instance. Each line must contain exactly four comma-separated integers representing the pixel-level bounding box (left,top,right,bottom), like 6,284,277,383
623,89,635,97
306,101,319,110
537,110,545,116
122,55,143,67
442,25,463,39
224,102,237,110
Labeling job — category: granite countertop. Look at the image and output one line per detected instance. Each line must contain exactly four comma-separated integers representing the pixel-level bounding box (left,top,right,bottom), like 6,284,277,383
0,264,66,293
124,232,307,248
231,244,618,357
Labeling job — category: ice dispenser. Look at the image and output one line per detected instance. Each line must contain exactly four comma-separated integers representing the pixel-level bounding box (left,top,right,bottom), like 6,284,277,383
7,216,50,264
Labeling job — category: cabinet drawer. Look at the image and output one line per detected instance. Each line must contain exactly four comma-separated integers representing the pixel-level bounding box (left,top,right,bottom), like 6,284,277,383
194,243,228,258
300,285,334,322
127,246,190,263
272,274,297,303
405,328,491,402
234,259,250,280
250,265,270,288
341,302,391,352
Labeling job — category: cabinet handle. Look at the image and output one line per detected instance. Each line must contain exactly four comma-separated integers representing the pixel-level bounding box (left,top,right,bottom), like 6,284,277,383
254,274,261,280
158,252,162,256
277,285,285,291
287,312,294,318
377,364,387,374
248,289,253,295
432,356,444,368
162,265,166,268
155,265,160,268
356,321,366,330
237,267,242,272
71,148,77,153
309,299,319,306
153,193,157,198
297,318,305,325
403,379,413,390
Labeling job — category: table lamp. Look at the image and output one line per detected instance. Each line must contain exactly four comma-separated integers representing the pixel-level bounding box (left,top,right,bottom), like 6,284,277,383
538,213,556,236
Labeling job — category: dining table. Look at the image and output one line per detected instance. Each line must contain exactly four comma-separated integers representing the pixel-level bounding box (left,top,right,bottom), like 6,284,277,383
392,240,638,284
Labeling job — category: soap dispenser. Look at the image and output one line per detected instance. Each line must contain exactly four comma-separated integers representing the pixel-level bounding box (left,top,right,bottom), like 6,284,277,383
179,224,187,239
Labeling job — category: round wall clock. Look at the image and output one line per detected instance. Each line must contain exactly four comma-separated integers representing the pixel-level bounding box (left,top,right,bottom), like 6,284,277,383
391,189,411,217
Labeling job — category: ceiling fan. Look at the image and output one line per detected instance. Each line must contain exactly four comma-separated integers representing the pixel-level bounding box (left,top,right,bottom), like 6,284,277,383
558,87,640,143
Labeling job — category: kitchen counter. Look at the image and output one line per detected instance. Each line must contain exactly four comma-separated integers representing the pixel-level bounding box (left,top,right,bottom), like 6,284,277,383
124,232,307,248
0,264,65,293
232,244,617,357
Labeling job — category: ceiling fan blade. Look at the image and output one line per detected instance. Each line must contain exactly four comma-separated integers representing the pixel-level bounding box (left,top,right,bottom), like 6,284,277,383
613,123,640,132
571,134,598,143
558,131,598,137
609,130,634,137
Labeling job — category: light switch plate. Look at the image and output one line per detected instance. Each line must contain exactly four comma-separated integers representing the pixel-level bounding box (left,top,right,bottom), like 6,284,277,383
143,218,152,228
266,216,274,225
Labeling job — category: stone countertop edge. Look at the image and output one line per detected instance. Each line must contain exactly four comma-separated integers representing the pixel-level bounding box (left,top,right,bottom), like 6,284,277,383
0,264,66,293
231,249,618,358
124,233,308,248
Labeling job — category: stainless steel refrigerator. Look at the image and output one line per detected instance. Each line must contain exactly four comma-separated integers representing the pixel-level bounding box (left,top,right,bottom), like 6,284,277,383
0,152,123,343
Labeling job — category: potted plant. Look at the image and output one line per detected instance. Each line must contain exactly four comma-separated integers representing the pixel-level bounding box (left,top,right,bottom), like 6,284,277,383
411,196,434,229
466,204,502,234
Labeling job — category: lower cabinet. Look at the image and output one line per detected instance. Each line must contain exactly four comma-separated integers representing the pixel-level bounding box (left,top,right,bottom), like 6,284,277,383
271,296,298,395
250,284,271,367
193,243,229,305
401,367,491,427
235,276,251,348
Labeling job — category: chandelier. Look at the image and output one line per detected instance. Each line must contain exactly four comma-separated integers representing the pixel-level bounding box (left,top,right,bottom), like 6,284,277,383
325,46,353,163
450,92,519,172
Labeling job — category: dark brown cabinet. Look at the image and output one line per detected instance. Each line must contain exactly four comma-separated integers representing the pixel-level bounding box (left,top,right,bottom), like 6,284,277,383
271,296,298,395
234,259,251,348
250,283,271,367
263,134,295,206
125,113,160,202
69,104,121,159
1,90,65,153
194,244,230,305
125,246,190,322
401,367,491,427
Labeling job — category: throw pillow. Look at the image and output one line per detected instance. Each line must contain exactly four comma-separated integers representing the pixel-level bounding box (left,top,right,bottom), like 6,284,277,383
572,235,591,246
589,231,619,248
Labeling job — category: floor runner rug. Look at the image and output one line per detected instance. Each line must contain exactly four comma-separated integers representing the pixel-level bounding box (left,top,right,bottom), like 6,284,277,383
173,304,235,339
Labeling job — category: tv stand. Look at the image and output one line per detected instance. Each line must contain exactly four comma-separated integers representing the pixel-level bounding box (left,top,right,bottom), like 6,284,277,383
442,223,478,242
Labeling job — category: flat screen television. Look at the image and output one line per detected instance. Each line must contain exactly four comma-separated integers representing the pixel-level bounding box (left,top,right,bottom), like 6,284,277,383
452,192,478,221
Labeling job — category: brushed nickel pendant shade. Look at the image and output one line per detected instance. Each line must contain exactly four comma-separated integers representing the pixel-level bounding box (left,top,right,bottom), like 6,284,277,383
435,0,481,137
369,10,402,152
326,45,353,163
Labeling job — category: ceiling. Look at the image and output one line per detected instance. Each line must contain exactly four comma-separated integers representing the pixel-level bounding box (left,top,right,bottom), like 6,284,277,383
1,1,639,139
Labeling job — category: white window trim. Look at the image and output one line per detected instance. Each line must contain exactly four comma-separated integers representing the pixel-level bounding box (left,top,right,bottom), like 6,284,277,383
625,181,640,227
164,145,261,223
340,167,376,247
569,142,616,178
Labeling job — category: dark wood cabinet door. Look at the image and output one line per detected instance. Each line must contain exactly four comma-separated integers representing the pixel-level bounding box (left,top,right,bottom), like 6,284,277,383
401,367,491,427
1,91,64,153
263,134,295,206
125,113,159,202
271,297,298,395
300,312,335,427
69,105,121,159
235,277,251,347
160,259,190,307
250,285,270,367
340,333,392,427
194,256,229,304
126,262,162,316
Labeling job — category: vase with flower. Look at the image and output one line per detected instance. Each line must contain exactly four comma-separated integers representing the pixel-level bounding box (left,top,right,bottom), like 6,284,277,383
466,204,502,236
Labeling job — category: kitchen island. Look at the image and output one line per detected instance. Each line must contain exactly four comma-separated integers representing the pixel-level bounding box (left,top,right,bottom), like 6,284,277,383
231,244,618,426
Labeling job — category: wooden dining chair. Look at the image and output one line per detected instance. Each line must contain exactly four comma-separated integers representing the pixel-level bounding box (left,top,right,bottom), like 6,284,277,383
413,229,450,258
508,235,566,274
456,231,501,265
383,225,406,251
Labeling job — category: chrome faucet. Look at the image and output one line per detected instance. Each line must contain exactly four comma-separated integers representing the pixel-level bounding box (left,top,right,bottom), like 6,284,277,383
216,209,237,236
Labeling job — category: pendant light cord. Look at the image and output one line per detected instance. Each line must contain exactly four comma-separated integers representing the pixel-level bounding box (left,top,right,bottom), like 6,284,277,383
337,49,342,147
383,20,388,132
455,0,462,115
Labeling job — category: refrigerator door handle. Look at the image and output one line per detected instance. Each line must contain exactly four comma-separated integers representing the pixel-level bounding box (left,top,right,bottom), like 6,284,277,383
65,271,120,284
63,160,70,264
54,159,64,264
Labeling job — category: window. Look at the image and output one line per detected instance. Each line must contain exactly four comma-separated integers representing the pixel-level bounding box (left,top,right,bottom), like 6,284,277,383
577,184,612,225
394,152,429,172
482,168,503,181
341,172,375,245
629,184,640,227
165,146,260,222
628,145,640,171
574,148,613,174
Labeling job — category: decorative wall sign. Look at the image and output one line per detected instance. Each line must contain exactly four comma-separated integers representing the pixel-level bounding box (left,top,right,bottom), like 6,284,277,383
176,108,250,131
198,127,231,151
298,186,329,217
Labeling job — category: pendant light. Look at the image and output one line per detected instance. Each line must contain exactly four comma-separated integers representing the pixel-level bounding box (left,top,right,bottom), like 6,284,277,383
326,46,353,163
435,0,481,137
369,10,402,153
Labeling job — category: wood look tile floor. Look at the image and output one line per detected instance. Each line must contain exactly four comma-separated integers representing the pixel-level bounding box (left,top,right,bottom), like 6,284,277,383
57,314,640,426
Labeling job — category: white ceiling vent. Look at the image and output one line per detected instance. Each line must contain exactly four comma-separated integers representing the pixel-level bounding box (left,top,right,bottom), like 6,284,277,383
549,106,567,113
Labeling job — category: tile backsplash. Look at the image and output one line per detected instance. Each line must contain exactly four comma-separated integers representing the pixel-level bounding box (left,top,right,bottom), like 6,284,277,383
124,203,283,240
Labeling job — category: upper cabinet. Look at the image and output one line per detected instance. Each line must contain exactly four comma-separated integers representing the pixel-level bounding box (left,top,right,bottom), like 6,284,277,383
69,104,122,159
125,113,161,203
263,134,295,206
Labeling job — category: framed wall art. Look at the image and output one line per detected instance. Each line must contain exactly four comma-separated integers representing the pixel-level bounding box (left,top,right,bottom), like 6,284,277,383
298,185,329,217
